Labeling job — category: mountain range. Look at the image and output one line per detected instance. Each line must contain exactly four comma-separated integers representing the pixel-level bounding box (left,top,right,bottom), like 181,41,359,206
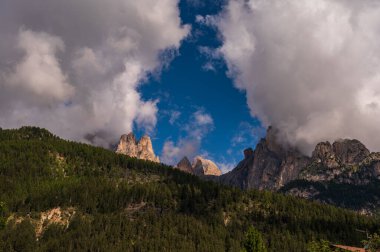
114,128,380,214
214,127,380,214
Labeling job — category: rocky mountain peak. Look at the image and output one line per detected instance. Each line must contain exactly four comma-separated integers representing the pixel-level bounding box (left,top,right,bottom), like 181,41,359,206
193,156,222,176
176,156,193,174
310,139,369,168
175,156,222,176
123,132,137,143
332,139,369,164
217,127,309,190
311,141,340,168
244,148,254,159
116,133,159,163
116,133,138,158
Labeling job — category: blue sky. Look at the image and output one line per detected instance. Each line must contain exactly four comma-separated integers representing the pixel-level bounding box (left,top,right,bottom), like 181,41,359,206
137,0,265,171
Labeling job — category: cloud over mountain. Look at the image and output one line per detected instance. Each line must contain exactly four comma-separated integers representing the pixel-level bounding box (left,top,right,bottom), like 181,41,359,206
216,0,380,153
0,0,189,147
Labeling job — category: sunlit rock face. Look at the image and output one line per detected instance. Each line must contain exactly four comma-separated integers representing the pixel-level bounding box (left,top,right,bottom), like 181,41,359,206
192,156,222,176
175,156,222,176
116,133,159,163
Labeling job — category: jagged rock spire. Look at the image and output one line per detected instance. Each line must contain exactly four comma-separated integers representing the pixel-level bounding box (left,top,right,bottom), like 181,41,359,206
175,156,222,176
192,156,222,176
116,132,160,163
177,156,193,173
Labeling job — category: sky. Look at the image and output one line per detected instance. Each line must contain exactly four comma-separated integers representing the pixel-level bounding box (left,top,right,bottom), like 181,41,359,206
1,0,380,173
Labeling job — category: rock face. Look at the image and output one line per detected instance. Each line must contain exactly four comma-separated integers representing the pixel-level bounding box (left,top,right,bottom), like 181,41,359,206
116,133,159,163
193,156,222,176
219,127,309,190
215,127,380,214
300,139,372,182
175,156,222,176
333,139,370,164
218,127,380,191
177,157,194,174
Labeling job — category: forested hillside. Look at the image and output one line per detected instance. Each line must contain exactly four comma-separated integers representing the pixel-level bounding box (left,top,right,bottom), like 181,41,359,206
0,127,379,251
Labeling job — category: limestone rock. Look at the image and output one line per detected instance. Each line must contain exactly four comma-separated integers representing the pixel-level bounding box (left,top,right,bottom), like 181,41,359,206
176,156,194,174
244,148,254,159
218,127,309,190
116,133,159,163
192,156,222,176
332,139,369,165
311,141,340,169
116,133,138,157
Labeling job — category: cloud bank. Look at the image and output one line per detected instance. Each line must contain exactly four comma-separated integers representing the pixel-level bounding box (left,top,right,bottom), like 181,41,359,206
0,0,189,147
215,0,380,154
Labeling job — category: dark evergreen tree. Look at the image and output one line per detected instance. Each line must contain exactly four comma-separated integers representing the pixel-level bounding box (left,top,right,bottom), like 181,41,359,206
243,226,267,252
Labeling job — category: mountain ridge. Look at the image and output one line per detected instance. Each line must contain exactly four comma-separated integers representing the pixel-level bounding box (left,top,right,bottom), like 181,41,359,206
213,127,380,214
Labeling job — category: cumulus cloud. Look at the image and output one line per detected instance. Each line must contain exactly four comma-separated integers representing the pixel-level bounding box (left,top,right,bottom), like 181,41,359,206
0,0,189,147
4,30,74,103
216,0,380,153
161,109,214,165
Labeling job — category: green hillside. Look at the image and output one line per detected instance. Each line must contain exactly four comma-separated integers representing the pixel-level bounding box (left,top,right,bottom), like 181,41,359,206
0,127,378,251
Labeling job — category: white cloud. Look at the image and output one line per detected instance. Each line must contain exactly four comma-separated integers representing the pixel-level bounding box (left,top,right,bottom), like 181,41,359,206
216,0,380,154
4,30,74,103
0,0,189,147
194,110,214,126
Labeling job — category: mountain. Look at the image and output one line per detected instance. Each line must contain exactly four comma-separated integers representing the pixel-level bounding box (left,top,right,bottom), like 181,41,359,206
176,156,193,173
216,127,380,214
282,140,380,214
116,132,160,163
2,126,377,251
192,156,222,176
176,156,222,176
218,127,309,190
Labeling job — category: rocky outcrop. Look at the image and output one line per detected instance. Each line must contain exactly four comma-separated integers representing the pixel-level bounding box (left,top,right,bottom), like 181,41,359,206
176,156,194,174
217,127,380,192
218,127,309,190
311,142,340,169
193,156,222,176
280,139,380,215
333,139,369,165
300,139,373,182
213,126,380,214
217,148,255,189
116,133,159,163
116,133,138,157
175,156,222,176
